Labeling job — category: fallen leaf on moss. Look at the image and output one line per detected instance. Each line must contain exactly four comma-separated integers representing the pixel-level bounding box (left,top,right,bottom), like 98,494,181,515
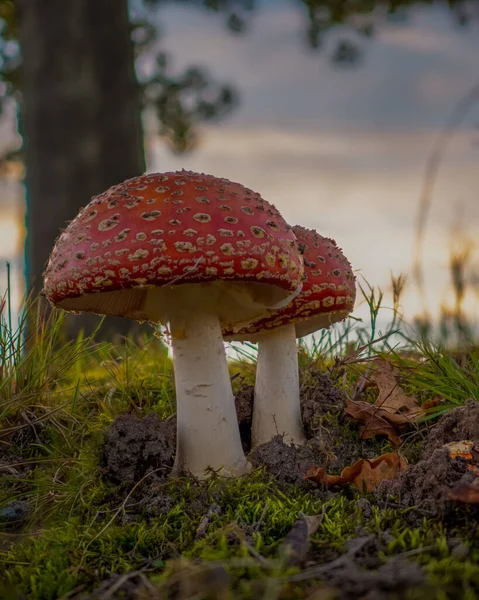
345,359,424,444
305,452,408,492
448,481,479,504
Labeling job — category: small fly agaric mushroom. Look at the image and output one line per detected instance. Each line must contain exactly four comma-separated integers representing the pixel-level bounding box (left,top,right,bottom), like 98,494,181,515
224,226,355,448
43,171,304,478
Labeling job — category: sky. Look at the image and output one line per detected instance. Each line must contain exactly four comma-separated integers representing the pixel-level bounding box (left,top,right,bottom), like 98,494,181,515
1,0,479,331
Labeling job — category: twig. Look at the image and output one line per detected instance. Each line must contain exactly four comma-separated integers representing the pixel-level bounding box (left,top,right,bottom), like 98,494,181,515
396,545,434,559
246,543,272,567
20,410,42,444
195,503,221,539
99,571,141,600
0,402,72,438
0,457,79,471
280,534,375,583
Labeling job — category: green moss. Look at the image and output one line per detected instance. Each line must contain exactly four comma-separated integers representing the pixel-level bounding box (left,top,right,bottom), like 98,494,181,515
2,464,479,599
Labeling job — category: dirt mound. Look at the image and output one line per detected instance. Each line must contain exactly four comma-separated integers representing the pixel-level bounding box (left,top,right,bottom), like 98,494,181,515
102,413,176,486
249,435,312,486
425,400,479,454
101,392,479,520
248,397,479,515
248,433,359,488
300,369,345,437
378,448,476,514
378,402,479,515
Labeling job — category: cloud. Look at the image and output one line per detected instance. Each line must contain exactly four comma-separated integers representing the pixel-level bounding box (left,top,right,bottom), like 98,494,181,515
151,2,479,130
378,16,460,55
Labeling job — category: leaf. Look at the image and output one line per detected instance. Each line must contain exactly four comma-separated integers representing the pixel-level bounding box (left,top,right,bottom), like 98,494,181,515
352,453,408,492
448,481,479,504
345,359,424,444
344,399,402,445
278,512,324,566
305,452,408,492
369,359,424,420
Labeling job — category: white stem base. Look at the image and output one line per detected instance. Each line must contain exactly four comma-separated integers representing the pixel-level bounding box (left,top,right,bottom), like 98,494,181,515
170,308,250,479
252,324,306,447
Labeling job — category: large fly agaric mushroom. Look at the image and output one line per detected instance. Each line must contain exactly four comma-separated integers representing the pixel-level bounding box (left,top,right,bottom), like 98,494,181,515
224,226,355,448
43,171,304,478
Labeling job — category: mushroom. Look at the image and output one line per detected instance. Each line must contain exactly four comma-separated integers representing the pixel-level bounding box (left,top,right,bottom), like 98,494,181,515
43,171,304,478
224,226,356,448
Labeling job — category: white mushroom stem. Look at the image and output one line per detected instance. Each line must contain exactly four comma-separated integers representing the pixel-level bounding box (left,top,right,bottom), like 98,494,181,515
169,307,250,479
252,324,306,447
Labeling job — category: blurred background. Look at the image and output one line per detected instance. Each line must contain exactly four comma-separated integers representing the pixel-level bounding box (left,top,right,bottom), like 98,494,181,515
0,0,478,339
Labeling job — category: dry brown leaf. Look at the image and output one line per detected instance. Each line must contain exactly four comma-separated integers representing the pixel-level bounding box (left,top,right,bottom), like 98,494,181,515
345,359,424,445
305,452,408,492
278,513,324,566
369,359,424,420
448,481,479,504
344,399,402,445
304,464,361,488
352,453,408,492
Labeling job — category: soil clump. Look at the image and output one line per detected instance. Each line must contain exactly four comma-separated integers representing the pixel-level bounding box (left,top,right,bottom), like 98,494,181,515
102,413,176,486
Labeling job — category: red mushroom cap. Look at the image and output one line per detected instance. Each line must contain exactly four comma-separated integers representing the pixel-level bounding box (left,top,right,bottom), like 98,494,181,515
223,225,356,340
43,171,304,322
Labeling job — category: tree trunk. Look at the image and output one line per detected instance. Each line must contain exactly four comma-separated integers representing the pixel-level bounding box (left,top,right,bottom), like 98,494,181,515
18,0,146,340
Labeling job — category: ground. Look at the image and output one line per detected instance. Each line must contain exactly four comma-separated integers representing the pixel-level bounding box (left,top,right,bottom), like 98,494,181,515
1,348,479,600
